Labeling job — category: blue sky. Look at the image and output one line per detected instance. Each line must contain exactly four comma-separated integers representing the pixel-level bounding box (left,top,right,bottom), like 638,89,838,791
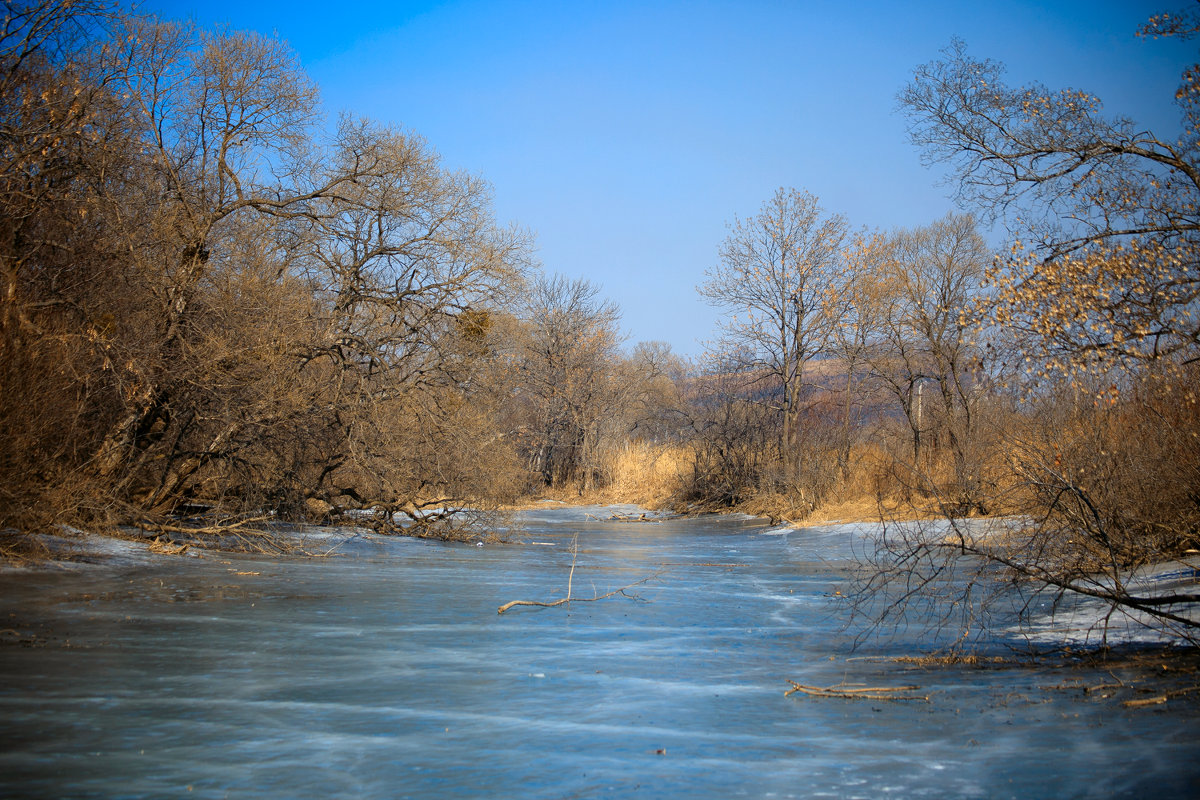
147,0,1192,357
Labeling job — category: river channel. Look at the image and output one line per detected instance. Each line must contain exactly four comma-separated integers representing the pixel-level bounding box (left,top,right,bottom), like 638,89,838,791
1,506,1198,799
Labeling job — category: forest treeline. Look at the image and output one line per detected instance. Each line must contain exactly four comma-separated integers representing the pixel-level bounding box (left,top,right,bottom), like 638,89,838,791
2,3,1198,636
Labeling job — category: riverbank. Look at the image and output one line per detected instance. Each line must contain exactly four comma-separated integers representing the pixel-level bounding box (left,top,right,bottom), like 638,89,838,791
508,486,933,531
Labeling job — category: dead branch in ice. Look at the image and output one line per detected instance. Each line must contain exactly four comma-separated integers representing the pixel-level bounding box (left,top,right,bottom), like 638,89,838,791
496,575,662,614
784,680,929,702
497,533,663,614
130,515,301,554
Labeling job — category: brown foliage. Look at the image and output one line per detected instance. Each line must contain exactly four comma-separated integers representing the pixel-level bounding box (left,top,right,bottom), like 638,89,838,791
0,2,529,542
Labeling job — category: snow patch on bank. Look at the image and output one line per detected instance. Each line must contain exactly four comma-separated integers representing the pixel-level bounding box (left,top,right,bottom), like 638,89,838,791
1015,557,1200,647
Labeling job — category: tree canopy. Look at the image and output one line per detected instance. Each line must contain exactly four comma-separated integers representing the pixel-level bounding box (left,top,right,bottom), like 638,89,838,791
901,29,1200,371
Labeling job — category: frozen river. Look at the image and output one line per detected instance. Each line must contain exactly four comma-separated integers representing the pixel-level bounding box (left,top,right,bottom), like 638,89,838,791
1,506,1198,798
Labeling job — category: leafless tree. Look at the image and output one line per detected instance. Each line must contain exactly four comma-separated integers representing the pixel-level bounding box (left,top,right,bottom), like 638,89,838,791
507,274,622,488
900,31,1200,372
679,349,780,507
851,214,992,507
698,187,850,479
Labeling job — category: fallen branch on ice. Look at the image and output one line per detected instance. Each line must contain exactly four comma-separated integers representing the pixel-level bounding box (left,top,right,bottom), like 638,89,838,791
584,512,662,523
497,533,663,614
784,680,929,702
1122,685,1200,708
497,574,662,614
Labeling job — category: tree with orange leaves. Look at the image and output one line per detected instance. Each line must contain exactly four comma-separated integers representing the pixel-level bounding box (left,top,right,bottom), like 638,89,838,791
900,18,1200,373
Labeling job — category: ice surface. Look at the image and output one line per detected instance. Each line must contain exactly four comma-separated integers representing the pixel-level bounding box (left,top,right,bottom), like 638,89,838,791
1,512,1198,799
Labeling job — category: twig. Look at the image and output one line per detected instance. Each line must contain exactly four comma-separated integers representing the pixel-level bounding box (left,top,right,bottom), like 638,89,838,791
784,680,929,702
318,530,369,558
566,534,577,606
133,515,304,554
1083,682,1125,694
139,515,273,537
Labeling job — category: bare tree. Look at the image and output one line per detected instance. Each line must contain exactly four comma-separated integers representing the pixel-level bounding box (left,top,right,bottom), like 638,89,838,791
508,274,622,489
86,17,341,493
0,4,531,540
900,31,1200,372
698,188,850,479
680,349,780,507
855,214,992,507
0,0,145,530
286,119,528,522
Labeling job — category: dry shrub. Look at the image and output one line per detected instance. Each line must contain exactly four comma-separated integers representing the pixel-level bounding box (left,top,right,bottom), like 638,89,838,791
737,438,918,524
0,8,531,544
1002,367,1200,568
852,365,1200,648
790,440,911,524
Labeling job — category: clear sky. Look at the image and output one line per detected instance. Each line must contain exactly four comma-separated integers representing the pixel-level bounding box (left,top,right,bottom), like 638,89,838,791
146,0,1193,358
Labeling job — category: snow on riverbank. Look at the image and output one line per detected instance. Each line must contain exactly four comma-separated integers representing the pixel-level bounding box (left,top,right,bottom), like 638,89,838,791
1016,556,1200,647
757,515,1200,648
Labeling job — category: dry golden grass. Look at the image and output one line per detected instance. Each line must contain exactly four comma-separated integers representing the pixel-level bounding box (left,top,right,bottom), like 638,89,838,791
504,442,695,510
797,497,893,527
719,439,934,526
603,442,693,506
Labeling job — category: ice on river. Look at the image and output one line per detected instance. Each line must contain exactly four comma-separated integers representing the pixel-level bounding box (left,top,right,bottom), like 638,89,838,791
1,510,1198,799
